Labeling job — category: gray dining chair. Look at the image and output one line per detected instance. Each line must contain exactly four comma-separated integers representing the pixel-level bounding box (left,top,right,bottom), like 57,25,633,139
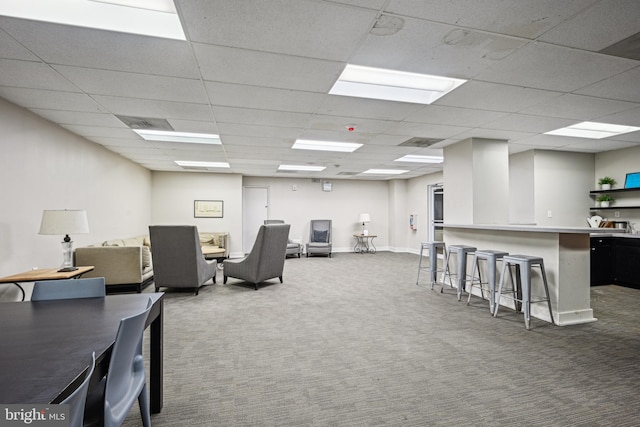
31,277,106,301
86,297,153,427
61,351,95,427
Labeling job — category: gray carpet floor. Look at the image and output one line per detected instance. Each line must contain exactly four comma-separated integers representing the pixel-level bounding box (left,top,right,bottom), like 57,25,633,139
123,252,640,426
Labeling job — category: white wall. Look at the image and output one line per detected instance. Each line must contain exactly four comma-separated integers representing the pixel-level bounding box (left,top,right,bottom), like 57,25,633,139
0,98,151,298
150,171,244,257
533,150,594,227
242,176,390,253
405,172,443,254
509,151,535,224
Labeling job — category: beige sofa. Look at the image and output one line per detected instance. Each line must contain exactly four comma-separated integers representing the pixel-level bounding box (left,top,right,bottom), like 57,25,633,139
74,232,228,293
75,235,154,293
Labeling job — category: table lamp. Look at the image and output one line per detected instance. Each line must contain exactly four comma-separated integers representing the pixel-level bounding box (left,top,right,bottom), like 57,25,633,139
39,209,89,272
358,213,371,235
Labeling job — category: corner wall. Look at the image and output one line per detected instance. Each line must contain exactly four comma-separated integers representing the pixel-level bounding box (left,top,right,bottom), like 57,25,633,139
0,98,152,297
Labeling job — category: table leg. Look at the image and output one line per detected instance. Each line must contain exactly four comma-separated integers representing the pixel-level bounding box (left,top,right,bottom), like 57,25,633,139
149,298,164,413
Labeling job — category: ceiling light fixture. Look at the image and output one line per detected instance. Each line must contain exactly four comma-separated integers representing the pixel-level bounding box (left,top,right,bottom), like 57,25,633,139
0,0,186,40
278,165,326,172
135,130,221,144
545,121,640,139
362,169,409,175
394,155,443,163
292,139,363,153
329,64,467,105
175,161,229,168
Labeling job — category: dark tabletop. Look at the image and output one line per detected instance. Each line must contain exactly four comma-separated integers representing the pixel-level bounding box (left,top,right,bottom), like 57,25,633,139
0,293,163,404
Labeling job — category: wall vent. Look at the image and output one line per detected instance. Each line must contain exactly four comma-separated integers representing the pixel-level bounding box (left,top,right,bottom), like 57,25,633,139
116,115,174,131
398,137,443,147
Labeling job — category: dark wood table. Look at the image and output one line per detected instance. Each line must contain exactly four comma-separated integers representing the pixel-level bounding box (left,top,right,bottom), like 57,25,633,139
0,293,164,413
0,266,95,301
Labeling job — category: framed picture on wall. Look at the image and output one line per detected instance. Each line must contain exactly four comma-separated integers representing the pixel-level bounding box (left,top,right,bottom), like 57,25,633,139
194,200,223,218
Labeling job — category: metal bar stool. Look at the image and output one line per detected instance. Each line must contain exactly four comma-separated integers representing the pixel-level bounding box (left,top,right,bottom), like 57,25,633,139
493,254,555,330
416,241,446,290
441,245,476,301
466,250,510,314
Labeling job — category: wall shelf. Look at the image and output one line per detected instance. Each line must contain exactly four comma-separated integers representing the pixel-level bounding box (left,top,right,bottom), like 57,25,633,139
590,187,640,210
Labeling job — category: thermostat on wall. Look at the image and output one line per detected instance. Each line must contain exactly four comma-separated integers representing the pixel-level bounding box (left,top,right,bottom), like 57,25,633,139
322,181,332,192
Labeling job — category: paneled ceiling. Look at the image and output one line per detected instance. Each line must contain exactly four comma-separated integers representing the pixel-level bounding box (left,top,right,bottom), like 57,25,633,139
1,0,640,180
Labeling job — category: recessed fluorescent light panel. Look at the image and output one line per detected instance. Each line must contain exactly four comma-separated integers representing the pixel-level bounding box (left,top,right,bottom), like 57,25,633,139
395,155,443,163
545,121,640,139
329,64,467,105
134,130,221,144
0,0,185,40
362,169,409,175
175,161,229,168
278,165,326,172
292,139,363,153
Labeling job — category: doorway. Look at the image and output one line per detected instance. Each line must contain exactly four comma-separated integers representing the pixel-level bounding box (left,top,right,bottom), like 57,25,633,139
428,184,444,242
242,187,268,254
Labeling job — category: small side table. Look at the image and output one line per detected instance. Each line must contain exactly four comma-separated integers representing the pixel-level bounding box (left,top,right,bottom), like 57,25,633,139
0,266,95,301
353,234,377,254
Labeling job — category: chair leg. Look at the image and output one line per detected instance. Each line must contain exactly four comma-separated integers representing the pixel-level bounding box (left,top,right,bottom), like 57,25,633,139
138,384,151,427
224,275,228,284
195,287,199,295
279,276,283,283
254,283,258,291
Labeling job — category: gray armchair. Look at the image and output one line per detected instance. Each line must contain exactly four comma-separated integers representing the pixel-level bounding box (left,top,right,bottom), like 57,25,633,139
223,223,290,290
148,225,216,295
264,219,302,258
306,219,332,257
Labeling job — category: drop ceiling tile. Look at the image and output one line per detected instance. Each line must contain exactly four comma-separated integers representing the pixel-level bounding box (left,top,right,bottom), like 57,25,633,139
386,122,471,138
212,106,311,128
61,125,136,139
352,17,526,79
575,67,640,103
436,81,559,112
0,87,106,112
480,114,575,134
0,59,79,92
562,139,640,153
53,66,208,103
179,0,377,61
90,137,156,148
385,0,594,39
317,95,422,121
452,128,536,142
92,96,214,121
475,42,637,92
403,105,507,127
597,107,640,128
538,0,640,51
221,135,289,148
306,114,394,135
0,26,39,60
29,109,126,127
217,122,303,139
193,43,343,92
0,18,199,78
205,81,324,113
519,93,639,120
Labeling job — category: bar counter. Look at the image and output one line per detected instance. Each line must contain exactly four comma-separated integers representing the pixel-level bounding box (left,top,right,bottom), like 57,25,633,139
443,224,625,326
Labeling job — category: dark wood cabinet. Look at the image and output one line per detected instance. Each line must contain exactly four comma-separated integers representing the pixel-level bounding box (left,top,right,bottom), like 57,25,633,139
590,237,612,285
590,236,640,288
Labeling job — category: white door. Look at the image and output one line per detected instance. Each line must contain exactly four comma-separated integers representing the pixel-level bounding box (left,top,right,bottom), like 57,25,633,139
428,184,444,242
242,187,268,254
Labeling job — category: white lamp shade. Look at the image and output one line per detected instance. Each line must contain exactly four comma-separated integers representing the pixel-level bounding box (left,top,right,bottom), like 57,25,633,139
358,213,371,223
39,210,89,236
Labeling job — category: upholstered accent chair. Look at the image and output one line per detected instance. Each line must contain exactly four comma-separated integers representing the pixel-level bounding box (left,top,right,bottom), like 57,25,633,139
148,225,216,295
264,219,302,258
223,223,290,290
306,219,332,257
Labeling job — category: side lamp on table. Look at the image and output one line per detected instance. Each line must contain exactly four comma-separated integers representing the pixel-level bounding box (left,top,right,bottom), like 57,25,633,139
39,209,89,272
